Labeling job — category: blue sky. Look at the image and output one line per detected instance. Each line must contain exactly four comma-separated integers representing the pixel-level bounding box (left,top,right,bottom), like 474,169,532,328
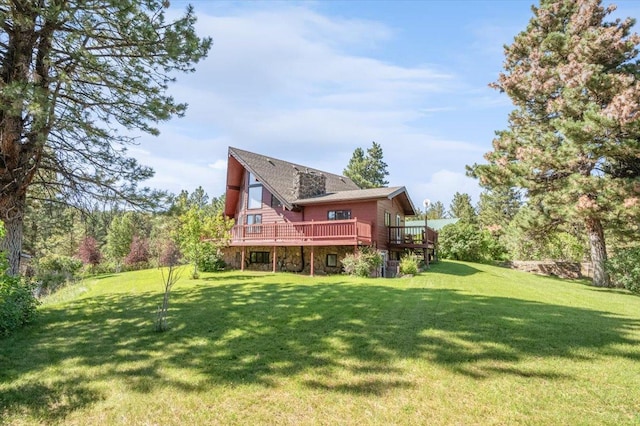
130,0,640,210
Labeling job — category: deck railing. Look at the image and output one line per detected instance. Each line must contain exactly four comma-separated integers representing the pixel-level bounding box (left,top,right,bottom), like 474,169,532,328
387,225,437,247
230,219,373,246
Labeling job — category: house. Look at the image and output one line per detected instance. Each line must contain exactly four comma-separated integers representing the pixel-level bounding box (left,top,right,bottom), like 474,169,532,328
222,147,437,276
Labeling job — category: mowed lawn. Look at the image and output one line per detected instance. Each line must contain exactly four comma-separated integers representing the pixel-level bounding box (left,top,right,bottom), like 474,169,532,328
1,261,640,425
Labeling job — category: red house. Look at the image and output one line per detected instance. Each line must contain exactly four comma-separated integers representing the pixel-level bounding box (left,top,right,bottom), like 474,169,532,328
222,147,436,276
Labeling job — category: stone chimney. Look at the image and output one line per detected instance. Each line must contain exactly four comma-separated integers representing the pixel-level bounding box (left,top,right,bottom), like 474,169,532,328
292,169,326,199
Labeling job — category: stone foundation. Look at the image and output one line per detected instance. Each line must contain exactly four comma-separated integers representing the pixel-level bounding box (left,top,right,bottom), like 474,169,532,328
222,246,356,275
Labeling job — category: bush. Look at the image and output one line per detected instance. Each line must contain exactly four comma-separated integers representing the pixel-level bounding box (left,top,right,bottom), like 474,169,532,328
0,275,39,337
606,248,640,294
399,253,420,275
439,222,500,263
341,247,383,277
198,246,225,272
35,255,83,295
0,224,39,336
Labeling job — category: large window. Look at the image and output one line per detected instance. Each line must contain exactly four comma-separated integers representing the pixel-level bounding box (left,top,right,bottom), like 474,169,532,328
250,251,270,264
327,209,351,220
246,214,262,233
248,172,262,209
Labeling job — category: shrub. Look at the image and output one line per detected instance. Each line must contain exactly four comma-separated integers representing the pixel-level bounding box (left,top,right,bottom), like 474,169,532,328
439,222,498,262
0,224,39,336
606,248,640,294
399,253,420,275
197,246,225,272
35,255,83,295
342,247,383,277
0,275,39,337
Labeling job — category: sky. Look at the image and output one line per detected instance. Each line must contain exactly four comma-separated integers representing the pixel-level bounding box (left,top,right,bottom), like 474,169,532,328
129,0,640,211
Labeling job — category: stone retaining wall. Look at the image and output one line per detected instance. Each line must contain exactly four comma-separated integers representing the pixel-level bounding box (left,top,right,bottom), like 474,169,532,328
501,260,593,279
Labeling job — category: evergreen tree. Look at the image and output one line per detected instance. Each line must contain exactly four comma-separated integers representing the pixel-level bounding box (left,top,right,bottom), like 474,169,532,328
344,142,389,189
470,0,640,286
449,192,477,223
477,188,522,234
0,1,211,274
426,201,447,220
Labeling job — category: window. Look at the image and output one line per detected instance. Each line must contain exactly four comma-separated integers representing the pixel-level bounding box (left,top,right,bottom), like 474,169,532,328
384,211,391,226
271,194,282,208
250,251,270,264
326,254,338,267
248,172,262,209
246,214,262,233
327,209,351,220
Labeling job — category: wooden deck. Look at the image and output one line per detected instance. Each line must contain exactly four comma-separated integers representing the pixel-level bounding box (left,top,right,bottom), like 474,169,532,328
229,219,373,246
386,225,436,250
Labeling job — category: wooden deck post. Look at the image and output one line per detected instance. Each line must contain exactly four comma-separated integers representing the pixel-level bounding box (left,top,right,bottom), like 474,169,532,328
241,247,245,271
310,245,315,277
272,246,277,273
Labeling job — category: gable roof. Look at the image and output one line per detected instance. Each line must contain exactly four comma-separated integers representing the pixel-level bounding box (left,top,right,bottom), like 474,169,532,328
226,147,359,214
225,147,418,216
294,186,417,215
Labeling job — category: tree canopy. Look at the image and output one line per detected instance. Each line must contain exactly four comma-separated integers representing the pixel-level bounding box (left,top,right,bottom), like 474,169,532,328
0,0,211,274
469,0,640,287
448,192,476,223
343,141,389,189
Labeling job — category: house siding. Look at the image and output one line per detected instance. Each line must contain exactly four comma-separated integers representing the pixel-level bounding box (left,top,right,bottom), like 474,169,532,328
302,200,378,241
376,197,406,252
234,171,303,226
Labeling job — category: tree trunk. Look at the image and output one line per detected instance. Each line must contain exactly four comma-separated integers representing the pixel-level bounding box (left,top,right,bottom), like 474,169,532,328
1,208,25,276
585,216,609,287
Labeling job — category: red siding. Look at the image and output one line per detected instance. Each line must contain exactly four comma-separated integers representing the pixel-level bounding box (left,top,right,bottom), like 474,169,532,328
303,200,377,243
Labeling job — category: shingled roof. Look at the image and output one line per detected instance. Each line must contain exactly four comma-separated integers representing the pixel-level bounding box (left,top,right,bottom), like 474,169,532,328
294,186,417,215
225,147,418,216
227,147,359,211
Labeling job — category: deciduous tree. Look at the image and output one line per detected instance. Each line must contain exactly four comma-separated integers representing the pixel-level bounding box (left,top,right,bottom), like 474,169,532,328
0,1,211,274
470,0,640,286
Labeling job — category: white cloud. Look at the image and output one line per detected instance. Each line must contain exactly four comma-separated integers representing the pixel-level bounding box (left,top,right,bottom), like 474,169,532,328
131,3,494,203
411,169,482,209
208,159,227,170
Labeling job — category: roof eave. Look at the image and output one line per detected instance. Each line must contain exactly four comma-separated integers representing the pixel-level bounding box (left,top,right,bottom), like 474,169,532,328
228,147,294,211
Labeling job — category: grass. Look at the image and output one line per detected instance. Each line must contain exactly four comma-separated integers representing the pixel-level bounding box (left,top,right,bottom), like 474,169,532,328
1,261,640,425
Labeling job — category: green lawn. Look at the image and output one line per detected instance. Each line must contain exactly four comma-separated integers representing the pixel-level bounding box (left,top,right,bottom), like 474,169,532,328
1,261,640,425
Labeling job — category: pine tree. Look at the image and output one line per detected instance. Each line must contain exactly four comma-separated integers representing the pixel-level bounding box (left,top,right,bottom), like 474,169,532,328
470,0,640,286
426,201,446,220
0,1,211,274
477,188,522,234
344,142,389,189
449,192,477,223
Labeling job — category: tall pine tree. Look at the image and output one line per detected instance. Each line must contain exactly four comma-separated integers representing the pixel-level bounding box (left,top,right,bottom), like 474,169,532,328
344,142,389,189
0,1,211,274
470,0,640,287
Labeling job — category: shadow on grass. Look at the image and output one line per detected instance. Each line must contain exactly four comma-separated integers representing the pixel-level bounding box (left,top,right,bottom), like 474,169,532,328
428,261,481,276
2,276,640,422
